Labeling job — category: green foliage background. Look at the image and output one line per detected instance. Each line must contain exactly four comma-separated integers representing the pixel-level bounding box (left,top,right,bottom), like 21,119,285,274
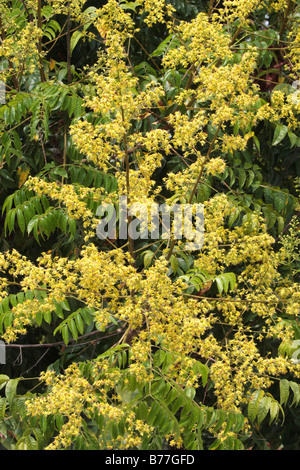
0,0,299,450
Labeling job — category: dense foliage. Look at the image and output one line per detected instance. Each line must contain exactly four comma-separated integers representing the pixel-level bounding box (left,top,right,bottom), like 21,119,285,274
0,0,300,450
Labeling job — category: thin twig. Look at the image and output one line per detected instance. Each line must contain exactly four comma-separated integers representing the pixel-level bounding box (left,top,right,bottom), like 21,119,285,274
22,347,50,375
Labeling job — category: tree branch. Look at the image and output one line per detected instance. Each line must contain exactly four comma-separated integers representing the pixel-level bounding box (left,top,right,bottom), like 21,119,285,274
37,0,46,83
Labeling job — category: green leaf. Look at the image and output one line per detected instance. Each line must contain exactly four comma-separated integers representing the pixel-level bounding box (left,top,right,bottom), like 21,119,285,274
147,401,161,426
209,438,221,450
68,218,77,237
43,309,52,324
272,124,288,146
161,351,174,373
165,387,180,407
280,379,290,406
215,275,224,294
238,168,247,188
4,311,13,330
5,378,19,407
192,361,209,387
35,309,43,326
2,194,14,215
39,415,48,433
15,396,27,420
248,389,264,422
68,318,78,341
137,401,148,421
227,272,236,291
213,410,227,433
52,167,68,179
120,1,141,12
252,135,260,152
288,130,298,148
257,395,272,426
170,255,178,273
185,386,196,400
273,191,287,213
143,250,154,268
151,34,181,57
0,419,7,440
277,216,285,234
27,215,39,235
170,395,184,415
0,375,9,391
70,30,84,53
61,324,69,345
214,273,235,294
74,312,84,335
233,412,245,433
5,209,16,234
269,399,279,424
153,349,166,368
290,382,300,407
228,206,241,228
60,300,71,311
54,302,64,319
80,308,92,325
0,397,7,420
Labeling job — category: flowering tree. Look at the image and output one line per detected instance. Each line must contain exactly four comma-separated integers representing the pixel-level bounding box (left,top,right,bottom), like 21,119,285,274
0,0,300,450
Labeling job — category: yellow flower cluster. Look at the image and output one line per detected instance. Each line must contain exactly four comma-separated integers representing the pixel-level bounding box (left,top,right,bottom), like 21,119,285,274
164,154,226,194
0,22,43,81
162,12,231,69
24,176,102,241
270,90,300,129
5,193,296,443
46,0,87,21
167,111,207,151
74,244,135,313
205,157,227,176
221,133,254,154
139,0,175,26
0,0,299,449
69,5,167,202
208,329,295,411
219,0,263,25
95,0,135,40
268,0,289,12
26,362,153,450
